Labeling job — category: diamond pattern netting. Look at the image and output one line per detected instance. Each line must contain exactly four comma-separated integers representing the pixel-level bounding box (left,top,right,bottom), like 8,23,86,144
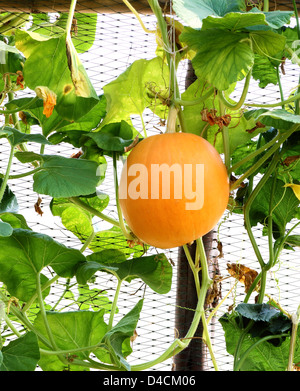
0,2,299,371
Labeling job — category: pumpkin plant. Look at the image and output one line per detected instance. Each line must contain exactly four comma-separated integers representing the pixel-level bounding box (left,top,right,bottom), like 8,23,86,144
0,0,300,372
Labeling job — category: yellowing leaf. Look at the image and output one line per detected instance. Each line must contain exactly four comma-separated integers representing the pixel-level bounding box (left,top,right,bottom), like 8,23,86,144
284,183,300,201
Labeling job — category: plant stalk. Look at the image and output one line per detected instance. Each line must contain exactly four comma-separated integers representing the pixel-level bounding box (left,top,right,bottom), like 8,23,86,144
0,143,14,204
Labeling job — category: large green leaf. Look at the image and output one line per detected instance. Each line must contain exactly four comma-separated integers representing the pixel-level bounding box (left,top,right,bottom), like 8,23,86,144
100,299,143,370
173,0,245,28
100,57,169,127
249,176,300,239
76,249,173,294
180,28,254,91
219,309,296,371
0,229,85,301
15,30,99,121
14,151,99,198
0,332,40,371
34,309,107,371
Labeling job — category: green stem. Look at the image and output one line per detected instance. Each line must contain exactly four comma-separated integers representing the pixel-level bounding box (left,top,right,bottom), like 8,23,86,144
276,66,285,109
0,290,52,349
266,170,278,270
69,196,125,230
292,0,300,40
80,230,96,253
0,143,14,204
108,278,122,331
218,69,252,111
274,220,300,263
65,0,77,37
196,238,218,371
229,131,280,175
0,166,42,180
231,125,299,191
244,155,279,269
174,87,215,107
166,105,179,133
292,0,300,115
287,305,300,371
131,237,213,371
4,314,22,337
36,272,58,351
22,274,60,313
112,152,133,240
263,0,269,12
0,96,39,115
245,91,300,108
40,343,106,356
219,99,230,170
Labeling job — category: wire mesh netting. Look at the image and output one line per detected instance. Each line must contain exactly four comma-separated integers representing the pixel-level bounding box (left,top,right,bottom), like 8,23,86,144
0,0,299,372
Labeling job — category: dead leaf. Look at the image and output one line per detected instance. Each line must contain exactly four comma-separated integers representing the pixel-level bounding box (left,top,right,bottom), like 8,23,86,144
227,263,259,293
34,197,43,216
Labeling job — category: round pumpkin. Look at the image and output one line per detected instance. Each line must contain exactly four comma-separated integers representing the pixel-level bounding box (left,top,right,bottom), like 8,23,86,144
119,132,229,249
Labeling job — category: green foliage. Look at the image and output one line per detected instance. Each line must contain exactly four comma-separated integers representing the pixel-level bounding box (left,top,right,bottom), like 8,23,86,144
0,0,300,372
219,304,298,371
0,332,40,371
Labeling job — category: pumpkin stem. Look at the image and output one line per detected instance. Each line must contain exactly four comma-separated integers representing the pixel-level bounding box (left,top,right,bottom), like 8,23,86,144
166,105,179,133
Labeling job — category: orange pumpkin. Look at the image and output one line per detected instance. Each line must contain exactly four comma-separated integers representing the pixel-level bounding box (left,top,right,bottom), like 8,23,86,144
119,132,229,249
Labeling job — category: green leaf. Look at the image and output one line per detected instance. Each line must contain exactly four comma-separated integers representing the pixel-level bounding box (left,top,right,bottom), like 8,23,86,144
34,309,107,371
77,250,173,294
89,226,146,258
181,78,259,152
50,193,110,239
0,125,51,147
244,109,300,130
0,221,13,237
180,28,254,91
202,12,267,31
76,286,113,313
55,13,98,54
0,178,18,214
252,54,279,88
100,299,143,370
14,152,99,198
101,57,169,127
173,0,245,28
219,311,295,371
0,229,85,301
249,176,300,238
249,30,286,59
285,235,300,247
6,95,106,137
15,30,99,121
87,121,136,154
0,332,40,371
249,9,294,29
0,213,31,230
235,303,281,322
